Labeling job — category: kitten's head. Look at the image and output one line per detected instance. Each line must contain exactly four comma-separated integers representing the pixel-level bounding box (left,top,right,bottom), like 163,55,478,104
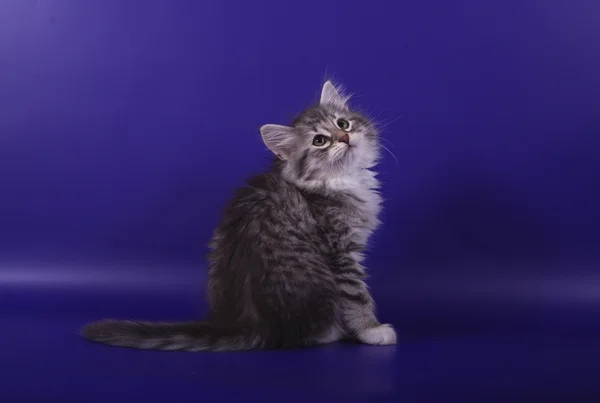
260,81,379,187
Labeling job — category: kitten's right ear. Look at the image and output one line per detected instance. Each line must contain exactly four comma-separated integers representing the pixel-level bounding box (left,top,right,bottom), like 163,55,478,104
260,124,296,160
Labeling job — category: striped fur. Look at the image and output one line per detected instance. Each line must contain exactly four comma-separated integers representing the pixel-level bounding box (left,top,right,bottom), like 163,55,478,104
80,81,396,351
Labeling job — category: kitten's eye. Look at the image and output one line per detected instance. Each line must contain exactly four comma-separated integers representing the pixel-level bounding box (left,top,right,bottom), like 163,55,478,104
336,118,351,131
312,135,329,147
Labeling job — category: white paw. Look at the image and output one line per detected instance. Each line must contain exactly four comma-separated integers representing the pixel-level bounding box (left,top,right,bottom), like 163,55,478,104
357,324,397,345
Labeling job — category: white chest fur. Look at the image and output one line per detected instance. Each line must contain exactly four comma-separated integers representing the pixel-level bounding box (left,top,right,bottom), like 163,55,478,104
326,169,382,247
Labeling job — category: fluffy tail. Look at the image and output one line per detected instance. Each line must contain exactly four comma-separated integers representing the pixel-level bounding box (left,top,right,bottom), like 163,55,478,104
80,319,262,352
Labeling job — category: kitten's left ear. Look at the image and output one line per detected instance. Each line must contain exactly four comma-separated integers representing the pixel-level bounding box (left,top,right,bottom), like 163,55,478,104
260,124,296,160
320,81,350,109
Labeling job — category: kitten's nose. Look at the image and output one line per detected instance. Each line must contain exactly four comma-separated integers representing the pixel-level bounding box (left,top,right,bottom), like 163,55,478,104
332,129,350,145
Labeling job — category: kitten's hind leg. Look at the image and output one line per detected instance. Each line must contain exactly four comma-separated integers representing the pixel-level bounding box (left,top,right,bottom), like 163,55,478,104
310,324,344,345
251,264,340,349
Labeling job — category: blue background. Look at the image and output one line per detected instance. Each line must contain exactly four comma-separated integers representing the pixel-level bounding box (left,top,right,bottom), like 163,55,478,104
1,0,599,401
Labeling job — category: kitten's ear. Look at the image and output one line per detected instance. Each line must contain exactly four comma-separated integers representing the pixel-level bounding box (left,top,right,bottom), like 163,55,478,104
260,124,296,160
320,80,350,109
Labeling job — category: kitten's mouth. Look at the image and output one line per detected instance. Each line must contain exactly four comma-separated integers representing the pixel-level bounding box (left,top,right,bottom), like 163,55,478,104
340,144,354,161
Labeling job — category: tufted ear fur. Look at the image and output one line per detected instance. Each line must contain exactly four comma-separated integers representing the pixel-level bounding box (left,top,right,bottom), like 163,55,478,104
320,81,350,109
260,124,296,160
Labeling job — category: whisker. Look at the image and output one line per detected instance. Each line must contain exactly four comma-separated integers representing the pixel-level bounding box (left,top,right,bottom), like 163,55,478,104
376,115,403,131
380,144,399,166
379,136,395,149
365,108,386,123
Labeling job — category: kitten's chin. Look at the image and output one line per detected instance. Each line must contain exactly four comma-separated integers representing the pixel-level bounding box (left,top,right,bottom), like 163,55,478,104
335,144,352,158
339,145,357,163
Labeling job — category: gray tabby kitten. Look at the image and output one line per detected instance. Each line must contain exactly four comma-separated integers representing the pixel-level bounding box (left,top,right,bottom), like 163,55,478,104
81,81,397,351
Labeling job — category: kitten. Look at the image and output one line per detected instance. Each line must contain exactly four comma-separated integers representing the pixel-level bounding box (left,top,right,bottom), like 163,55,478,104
80,81,397,351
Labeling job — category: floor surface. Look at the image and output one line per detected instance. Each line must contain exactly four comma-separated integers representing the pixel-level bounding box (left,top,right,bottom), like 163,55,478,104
2,262,599,402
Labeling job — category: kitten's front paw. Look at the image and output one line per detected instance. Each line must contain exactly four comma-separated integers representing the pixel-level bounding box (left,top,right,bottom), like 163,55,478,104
357,324,397,345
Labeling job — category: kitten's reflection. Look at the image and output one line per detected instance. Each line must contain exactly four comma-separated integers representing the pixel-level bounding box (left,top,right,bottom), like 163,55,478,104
311,344,398,396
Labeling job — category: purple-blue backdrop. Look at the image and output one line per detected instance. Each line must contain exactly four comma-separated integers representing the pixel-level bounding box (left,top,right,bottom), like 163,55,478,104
1,1,599,401
2,0,599,267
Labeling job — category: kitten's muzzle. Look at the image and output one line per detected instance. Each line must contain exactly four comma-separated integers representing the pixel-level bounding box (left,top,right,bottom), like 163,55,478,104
330,129,350,146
